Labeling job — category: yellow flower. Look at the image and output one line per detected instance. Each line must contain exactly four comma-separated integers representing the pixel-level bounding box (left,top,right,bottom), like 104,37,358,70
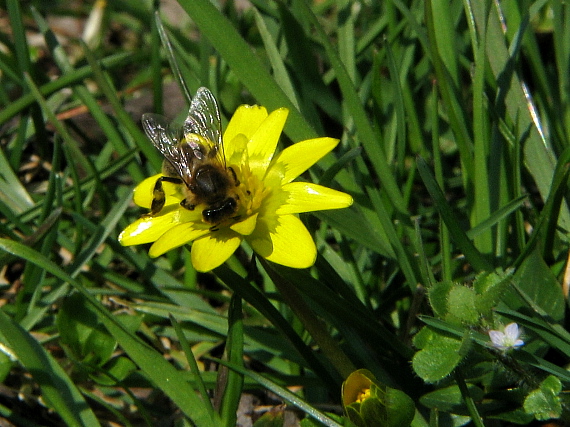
119,104,352,272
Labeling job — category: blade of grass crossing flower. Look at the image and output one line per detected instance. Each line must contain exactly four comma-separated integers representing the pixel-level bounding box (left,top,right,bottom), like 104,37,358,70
319,146,362,187
219,295,244,427
0,310,101,427
417,157,493,271
297,0,407,214
0,240,219,427
111,241,216,310
176,0,318,143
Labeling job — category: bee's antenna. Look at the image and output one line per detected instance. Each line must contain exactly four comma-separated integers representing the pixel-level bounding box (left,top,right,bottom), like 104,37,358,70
154,11,192,105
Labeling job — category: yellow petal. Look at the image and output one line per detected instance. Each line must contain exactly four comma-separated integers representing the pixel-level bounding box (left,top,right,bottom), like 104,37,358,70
266,137,339,184
119,207,183,246
227,133,249,166
247,214,316,268
247,108,289,177
133,173,183,209
230,212,258,236
276,182,353,214
148,223,210,257
191,231,242,272
342,370,375,407
224,105,268,158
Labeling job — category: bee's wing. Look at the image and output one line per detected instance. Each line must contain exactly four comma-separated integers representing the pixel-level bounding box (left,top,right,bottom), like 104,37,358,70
183,87,225,164
142,113,193,181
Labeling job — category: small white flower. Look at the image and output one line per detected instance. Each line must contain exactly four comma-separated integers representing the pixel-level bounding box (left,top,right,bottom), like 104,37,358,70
489,322,524,351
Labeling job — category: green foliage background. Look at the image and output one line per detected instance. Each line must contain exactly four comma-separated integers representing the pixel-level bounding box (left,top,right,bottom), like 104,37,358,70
0,0,569,425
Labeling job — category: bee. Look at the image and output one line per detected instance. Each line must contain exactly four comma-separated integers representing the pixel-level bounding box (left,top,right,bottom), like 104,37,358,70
141,87,239,226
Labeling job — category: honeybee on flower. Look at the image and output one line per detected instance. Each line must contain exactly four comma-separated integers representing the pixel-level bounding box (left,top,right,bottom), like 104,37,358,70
119,88,352,272
141,87,240,228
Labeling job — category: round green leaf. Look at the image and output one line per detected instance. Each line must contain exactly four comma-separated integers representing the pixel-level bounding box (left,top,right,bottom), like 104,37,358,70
412,332,463,382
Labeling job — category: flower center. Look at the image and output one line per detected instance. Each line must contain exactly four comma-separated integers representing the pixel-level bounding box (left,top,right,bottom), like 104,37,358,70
233,164,267,218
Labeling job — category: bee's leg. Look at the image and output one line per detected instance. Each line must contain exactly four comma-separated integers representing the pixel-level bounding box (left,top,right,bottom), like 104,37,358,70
228,167,240,186
150,176,182,214
180,199,196,211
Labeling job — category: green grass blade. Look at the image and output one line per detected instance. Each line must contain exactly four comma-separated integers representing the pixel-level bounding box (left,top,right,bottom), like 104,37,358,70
297,0,407,214
0,52,133,126
219,295,244,426
471,13,492,254
471,0,570,229
176,0,318,142
214,358,343,427
170,315,216,418
417,157,492,271
253,9,299,110
214,264,339,389
0,239,219,427
425,0,474,181
0,310,101,427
